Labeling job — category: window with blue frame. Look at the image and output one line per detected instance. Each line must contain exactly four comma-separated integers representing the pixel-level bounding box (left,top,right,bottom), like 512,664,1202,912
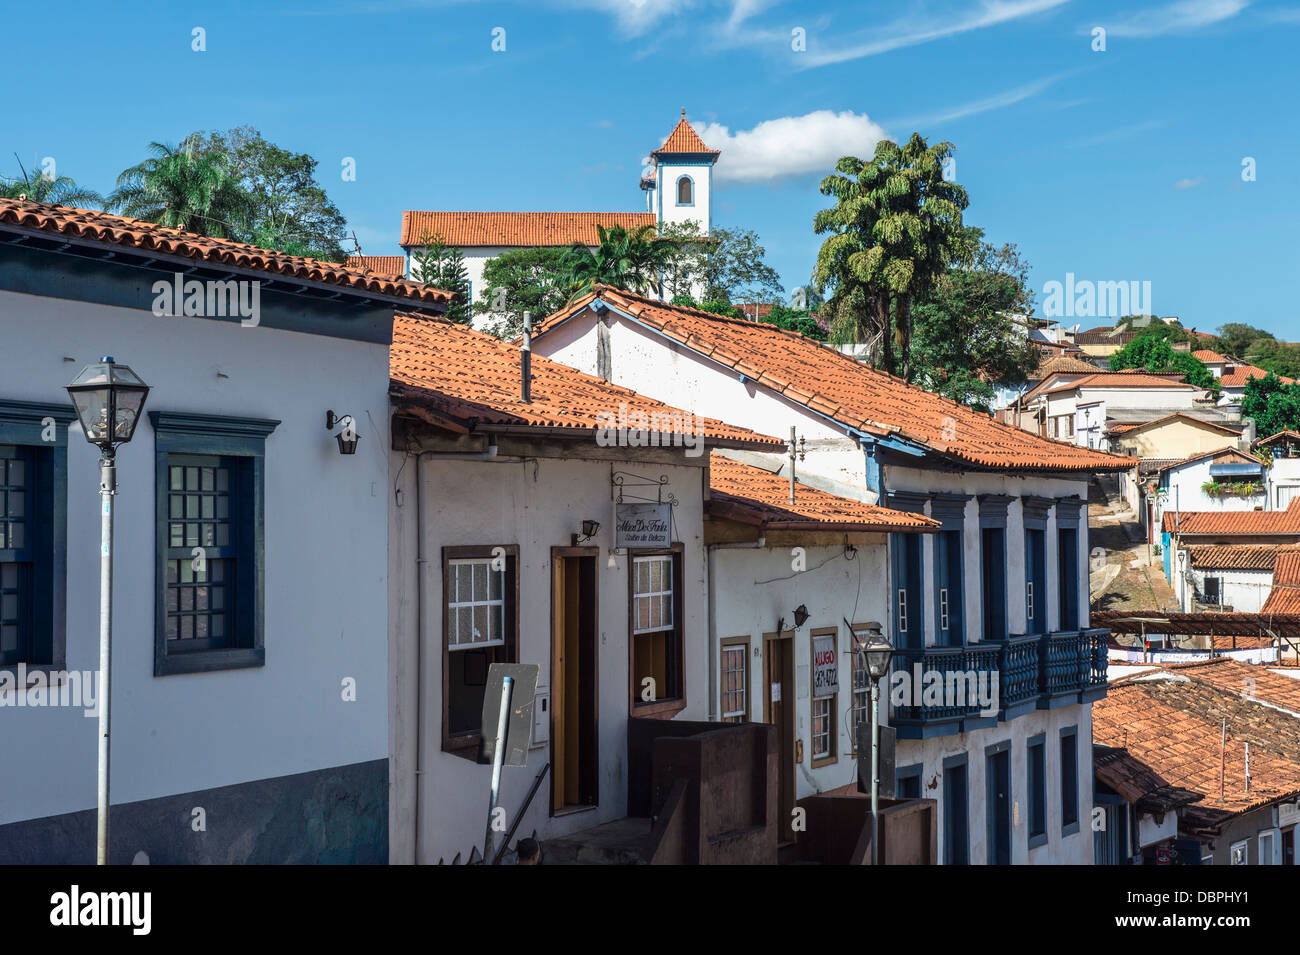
676,176,693,205
1057,496,1083,630
1028,734,1047,848
1025,529,1046,634
931,494,968,647
0,401,73,671
896,763,923,799
152,412,278,676
1061,725,1080,834
978,495,1011,641
894,534,925,648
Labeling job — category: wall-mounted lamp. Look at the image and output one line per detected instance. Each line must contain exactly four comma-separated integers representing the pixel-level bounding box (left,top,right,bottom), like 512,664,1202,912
326,410,359,455
575,519,600,544
792,604,810,629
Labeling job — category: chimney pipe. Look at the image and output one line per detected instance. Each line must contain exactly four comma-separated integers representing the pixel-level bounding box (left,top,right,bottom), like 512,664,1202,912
521,311,533,404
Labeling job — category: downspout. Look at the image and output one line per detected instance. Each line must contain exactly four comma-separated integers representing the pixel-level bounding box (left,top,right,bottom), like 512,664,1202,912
411,439,501,863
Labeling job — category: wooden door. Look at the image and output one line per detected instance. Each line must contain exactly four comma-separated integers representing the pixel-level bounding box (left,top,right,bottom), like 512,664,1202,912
764,632,795,841
551,550,599,813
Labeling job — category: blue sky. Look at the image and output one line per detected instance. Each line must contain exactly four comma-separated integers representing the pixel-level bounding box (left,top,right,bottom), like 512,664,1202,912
6,0,1297,334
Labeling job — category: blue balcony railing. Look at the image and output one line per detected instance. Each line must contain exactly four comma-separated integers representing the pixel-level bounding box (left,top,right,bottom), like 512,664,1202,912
889,628,1110,738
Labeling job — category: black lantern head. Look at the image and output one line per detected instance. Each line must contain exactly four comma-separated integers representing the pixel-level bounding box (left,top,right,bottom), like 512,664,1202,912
66,357,150,451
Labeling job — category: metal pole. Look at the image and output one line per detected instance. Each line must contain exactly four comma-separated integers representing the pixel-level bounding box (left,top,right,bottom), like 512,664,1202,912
870,677,882,864
96,450,116,866
483,676,514,860
789,426,796,505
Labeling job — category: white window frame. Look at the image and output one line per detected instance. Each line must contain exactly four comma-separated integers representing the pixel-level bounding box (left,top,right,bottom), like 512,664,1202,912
811,695,832,760
1026,581,1035,622
897,588,908,634
1230,839,1249,865
939,588,950,632
447,557,506,650
720,640,748,722
1259,828,1281,865
632,555,674,635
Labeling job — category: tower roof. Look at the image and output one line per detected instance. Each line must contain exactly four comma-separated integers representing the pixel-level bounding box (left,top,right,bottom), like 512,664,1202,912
651,109,720,160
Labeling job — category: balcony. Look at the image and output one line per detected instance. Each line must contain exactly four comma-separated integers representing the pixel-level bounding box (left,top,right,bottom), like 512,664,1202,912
890,628,1109,739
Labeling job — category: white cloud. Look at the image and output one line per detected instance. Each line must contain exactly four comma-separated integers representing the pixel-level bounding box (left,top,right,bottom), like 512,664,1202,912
1104,0,1249,37
698,111,890,185
795,0,1069,69
564,0,699,35
1175,176,1205,188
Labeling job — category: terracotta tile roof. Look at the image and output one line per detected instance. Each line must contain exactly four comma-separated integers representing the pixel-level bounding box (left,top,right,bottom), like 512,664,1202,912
1094,676,1300,827
1106,412,1241,438
1033,355,1098,377
1209,634,1274,651
346,255,405,277
0,198,451,308
1149,658,1300,721
1094,745,1204,813
1187,545,1296,571
1255,429,1300,448
1193,349,1229,364
1162,498,1300,536
399,211,656,248
650,112,721,158
706,453,940,533
1219,364,1294,387
1040,372,1200,395
534,286,1136,473
1155,445,1260,475
1075,326,1142,345
1263,552,1300,613
389,314,783,451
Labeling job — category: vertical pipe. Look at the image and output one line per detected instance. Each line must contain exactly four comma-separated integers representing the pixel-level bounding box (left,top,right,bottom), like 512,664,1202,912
484,676,514,859
788,426,796,505
96,451,116,865
870,678,880,865
521,312,532,404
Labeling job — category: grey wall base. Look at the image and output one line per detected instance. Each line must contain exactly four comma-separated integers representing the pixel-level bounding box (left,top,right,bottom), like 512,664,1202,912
0,758,388,864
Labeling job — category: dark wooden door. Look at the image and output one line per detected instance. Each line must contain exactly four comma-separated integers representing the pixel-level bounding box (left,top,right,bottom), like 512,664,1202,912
765,634,795,841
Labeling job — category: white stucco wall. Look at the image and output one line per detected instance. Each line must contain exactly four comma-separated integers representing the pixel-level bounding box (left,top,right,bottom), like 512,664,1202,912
709,540,889,799
656,161,712,235
1159,457,1266,514
0,288,391,826
388,451,709,863
1187,567,1272,612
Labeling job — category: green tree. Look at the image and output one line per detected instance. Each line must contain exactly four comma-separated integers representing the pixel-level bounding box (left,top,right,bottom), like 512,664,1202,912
1,156,103,207
813,134,970,380
658,221,784,303
1215,322,1274,358
561,224,676,298
1242,373,1300,437
107,140,252,238
411,232,471,324
472,246,571,338
1249,338,1300,379
758,304,828,341
187,126,349,261
1110,332,1216,390
910,237,1040,410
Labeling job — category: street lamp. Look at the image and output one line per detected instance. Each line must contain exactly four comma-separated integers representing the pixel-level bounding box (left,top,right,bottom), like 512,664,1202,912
66,357,150,866
855,628,894,866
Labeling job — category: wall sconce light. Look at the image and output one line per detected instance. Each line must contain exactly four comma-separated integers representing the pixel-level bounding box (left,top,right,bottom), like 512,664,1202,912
576,519,600,544
326,410,359,455
792,604,810,629
607,548,618,569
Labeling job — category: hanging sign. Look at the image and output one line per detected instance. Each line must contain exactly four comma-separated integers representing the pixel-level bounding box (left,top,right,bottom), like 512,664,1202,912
615,502,672,548
812,632,838,698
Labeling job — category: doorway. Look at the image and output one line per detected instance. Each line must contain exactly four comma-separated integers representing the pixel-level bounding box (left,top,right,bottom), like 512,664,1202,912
986,743,1011,864
764,630,795,842
551,549,598,814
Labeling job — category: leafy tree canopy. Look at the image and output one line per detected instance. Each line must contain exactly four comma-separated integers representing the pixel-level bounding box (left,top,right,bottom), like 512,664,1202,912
1110,331,1216,391
1,156,103,207
108,141,252,239
411,232,471,324
658,221,784,304
1215,322,1274,358
1242,373,1300,437
561,224,675,299
473,246,570,338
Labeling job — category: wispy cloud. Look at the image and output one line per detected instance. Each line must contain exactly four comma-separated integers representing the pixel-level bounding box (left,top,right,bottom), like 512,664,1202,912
698,110,890,184
1175,176,1205,188
1103,0,1249,38
895,72,1069,128
792,0,1070,69
563,0,700,36
1066,118,1169,148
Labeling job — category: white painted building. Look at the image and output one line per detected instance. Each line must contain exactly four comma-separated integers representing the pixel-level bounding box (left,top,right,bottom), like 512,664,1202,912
0,198,450,862
529,286,1136,864
399,111,719,328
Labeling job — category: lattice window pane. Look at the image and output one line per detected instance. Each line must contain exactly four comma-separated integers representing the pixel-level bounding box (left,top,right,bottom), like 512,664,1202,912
447,557,507,649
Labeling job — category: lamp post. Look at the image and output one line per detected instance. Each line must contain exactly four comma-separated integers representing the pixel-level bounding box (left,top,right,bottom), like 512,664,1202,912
66,357,150,865
858,630,894,866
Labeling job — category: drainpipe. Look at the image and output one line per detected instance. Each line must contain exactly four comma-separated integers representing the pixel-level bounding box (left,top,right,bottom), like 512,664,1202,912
706,535,766,721
410,439,502,863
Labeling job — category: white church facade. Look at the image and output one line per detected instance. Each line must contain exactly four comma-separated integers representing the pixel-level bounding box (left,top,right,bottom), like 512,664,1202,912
388,110,718,326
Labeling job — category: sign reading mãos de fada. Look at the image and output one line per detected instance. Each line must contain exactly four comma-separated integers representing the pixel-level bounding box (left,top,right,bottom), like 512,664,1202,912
615,503,672,548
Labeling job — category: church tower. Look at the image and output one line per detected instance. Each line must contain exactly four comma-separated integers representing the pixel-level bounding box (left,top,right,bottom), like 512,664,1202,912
641,109,720,237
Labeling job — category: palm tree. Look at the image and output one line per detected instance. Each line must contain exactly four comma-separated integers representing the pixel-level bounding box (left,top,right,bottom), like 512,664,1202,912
562,224,677,300
813,134,969,380
1,156,103,207
107,140,251,238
